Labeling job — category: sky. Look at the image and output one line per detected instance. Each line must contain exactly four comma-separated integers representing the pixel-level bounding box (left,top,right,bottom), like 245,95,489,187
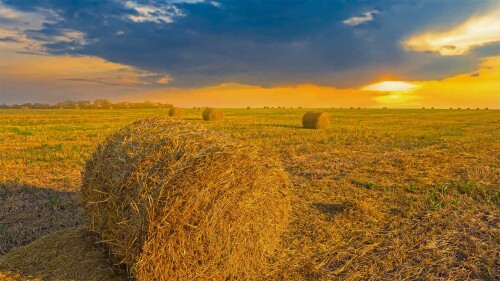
0,0,499,108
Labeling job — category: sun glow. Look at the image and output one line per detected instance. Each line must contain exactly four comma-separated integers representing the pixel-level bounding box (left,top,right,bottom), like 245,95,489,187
361,81,419,92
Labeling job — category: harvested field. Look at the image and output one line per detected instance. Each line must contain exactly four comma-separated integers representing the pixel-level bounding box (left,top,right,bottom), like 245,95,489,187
0,108,498,280
0,183,83,255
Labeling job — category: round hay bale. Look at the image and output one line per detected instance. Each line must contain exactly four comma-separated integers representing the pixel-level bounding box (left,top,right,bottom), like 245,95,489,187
202,107,224,121
302,111,330,129
168,107,184,117
81,117,290,280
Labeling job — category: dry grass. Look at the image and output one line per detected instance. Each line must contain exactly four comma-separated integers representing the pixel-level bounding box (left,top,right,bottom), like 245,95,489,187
0,108,498,280
168,107,185,117
0,227,125,281
302,112,330,129
202,107,224,121
81,117,290,280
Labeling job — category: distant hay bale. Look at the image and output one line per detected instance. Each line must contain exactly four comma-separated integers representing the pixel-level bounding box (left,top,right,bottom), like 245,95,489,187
0,227,124,281
168,107,185,117
302,112,330,129
81,117,290,280
202,107,224,121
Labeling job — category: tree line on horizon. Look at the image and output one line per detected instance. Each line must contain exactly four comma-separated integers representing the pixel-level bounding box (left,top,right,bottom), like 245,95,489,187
0,99,174,110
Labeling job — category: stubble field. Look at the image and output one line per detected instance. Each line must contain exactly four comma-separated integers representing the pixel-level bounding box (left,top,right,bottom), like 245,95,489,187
0,108,498,280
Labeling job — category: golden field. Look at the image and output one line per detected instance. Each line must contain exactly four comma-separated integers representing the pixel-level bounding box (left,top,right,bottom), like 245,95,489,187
0,108,498,280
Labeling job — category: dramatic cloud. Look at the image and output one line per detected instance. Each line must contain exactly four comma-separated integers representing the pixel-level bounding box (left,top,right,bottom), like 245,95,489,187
404,7,500,56
343,10,378,26
2,0,496,88
0,0,499,105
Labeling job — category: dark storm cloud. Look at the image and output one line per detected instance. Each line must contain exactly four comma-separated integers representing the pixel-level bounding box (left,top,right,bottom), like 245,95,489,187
1,0,497,87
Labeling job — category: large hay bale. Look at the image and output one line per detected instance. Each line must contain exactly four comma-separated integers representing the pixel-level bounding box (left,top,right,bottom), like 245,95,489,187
168,107,184,117
302,111,330,129
81,117,290,280
0,227,125,281
202,107,224,121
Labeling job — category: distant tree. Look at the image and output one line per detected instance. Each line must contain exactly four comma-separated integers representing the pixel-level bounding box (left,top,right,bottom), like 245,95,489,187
93,99,111,109
77,101,92,109
0,99,174,110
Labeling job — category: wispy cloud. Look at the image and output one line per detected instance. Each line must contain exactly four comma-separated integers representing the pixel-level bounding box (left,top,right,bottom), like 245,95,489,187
0,5,27,20
404,7,500,56
0,36,19,43
124,1,184,23
209,1,221,8
343,10,378,26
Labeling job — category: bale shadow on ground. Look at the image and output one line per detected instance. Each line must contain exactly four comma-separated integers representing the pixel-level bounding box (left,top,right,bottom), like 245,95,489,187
310,202,354,222
0,182,84,255
253,123,303,129
310,202,350,215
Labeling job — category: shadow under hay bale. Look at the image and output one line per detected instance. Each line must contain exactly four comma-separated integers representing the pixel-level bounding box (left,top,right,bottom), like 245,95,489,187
202,107,224,121
81,117,291,280
0,227,126,281
0,182,84,255
168,107,184,117
302,112,330,129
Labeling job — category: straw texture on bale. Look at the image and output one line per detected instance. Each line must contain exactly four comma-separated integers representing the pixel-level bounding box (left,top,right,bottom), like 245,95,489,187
81,117,290,280
302,111,330,129
202,107,224,121
168,107,184,117
0,227,125,281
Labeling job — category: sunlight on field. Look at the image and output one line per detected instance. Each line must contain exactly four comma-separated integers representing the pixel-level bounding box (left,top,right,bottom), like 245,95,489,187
0,108,498,279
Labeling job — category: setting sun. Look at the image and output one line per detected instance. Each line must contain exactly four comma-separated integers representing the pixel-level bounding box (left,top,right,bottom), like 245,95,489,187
362,81,419,92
